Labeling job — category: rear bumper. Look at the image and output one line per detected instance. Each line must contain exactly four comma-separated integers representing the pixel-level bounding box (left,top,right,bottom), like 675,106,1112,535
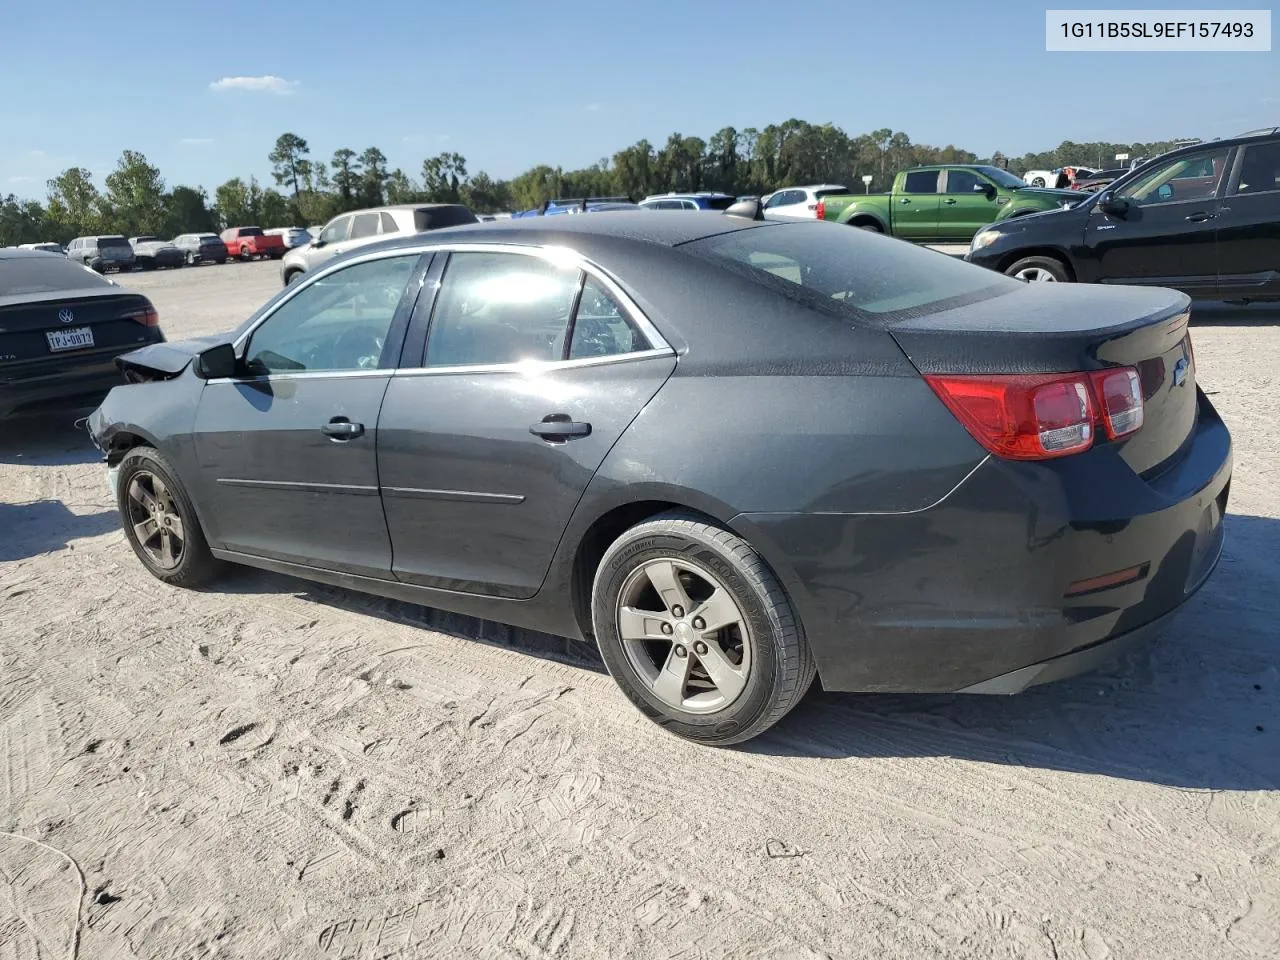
735,389,1232,693
0,336,165,419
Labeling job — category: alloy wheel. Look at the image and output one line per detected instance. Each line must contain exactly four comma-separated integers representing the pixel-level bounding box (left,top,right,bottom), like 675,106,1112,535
125,470,186,569
615,558,752,714
1015,267,1058,282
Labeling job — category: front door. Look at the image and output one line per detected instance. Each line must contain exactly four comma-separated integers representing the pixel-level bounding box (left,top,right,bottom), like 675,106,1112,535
377,249,676,599
1085,146,1232,292
1217,139,1280,299
893,170,941,240
937,168,1000,240
191,252,424,576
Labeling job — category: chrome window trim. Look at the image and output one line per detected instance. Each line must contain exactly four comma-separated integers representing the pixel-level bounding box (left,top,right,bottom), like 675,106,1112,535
230,240,674,362
393,347,675,378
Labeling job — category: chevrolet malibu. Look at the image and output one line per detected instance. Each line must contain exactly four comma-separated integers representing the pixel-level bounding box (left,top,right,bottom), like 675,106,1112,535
86,213,1231,745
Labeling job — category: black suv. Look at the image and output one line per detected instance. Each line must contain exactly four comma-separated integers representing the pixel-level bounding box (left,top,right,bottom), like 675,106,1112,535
966,129,1280,302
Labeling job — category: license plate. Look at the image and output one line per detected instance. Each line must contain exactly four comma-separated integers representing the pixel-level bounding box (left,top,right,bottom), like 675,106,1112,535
46,326,95,351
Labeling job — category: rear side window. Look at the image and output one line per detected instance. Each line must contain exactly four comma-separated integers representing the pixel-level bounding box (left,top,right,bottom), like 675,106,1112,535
902,171,940,194
569,279,647,359
0,257,110,295
238,227,264,237
350,213,379,239
380,212,398,234
425,252,580,366
687,221,1018,320
1233,141,1280,196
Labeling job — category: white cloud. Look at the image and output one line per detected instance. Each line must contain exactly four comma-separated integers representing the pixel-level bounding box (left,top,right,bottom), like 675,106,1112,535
180,137,215,145
584,102,602,113
8,175,35,183
28,149,46,158
436,134,451,142
209,75,299,95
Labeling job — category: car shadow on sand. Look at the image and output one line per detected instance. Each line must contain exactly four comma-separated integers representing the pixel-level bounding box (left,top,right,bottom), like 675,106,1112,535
0,409,102,466
214,514,1277,792
0,500,119,562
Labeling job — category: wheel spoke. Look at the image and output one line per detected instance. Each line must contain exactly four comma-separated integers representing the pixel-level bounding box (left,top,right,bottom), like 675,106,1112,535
128,479,158,512
165,515,185,541
695,640,748,703
651,645,692,705
694,588,741,635
132,518,158,545
644,560,692,615
617,605,674,644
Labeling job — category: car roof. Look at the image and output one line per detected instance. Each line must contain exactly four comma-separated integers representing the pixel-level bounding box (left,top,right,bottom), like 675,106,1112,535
0,247,65,260
357,210,769,252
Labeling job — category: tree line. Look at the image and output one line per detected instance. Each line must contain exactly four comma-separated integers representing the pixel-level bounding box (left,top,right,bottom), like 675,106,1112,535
0,122,1197,246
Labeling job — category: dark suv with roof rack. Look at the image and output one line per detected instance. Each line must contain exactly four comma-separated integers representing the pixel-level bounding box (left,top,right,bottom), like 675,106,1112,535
967,128,1280,301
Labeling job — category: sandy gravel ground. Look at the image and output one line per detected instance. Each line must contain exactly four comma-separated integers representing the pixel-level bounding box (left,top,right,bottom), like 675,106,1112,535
1,261,1277,960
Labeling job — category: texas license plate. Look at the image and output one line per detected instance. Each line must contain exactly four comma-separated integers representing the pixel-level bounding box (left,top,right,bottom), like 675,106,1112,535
46,326,94,351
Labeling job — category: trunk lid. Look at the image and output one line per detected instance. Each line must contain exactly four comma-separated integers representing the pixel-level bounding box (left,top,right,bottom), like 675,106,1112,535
890,284,1197,477
0,289,158,371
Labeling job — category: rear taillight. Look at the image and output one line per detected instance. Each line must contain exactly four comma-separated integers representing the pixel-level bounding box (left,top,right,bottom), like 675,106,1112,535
122,306,160,328
815,200,826,220
924,369,1145,461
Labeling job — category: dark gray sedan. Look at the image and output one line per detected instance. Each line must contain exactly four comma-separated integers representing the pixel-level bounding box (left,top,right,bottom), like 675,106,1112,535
86,213,1232,745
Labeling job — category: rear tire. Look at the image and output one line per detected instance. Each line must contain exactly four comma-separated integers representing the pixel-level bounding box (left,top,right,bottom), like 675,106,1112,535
1031,176,1046,187
239,245,252,261
591,511,816,746
185,251,196,266
1006,255,1069,283
116,447,223,588
850,219,883,232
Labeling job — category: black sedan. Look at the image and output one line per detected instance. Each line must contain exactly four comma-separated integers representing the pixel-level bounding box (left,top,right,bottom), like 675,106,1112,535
0,250,164,420
86,213,1231,745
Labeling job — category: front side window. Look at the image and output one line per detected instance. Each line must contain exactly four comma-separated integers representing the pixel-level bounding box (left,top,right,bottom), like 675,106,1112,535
320,216,351,244
944,169,986,194
1116,148,1230,205
424,252,580,367
902,171,940,194
350,213,379,240
1231,141,1280,196
244,254,418,374
569,279,647,359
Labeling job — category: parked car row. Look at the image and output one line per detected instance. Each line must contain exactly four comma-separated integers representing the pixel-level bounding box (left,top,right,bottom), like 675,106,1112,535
19,225,316,273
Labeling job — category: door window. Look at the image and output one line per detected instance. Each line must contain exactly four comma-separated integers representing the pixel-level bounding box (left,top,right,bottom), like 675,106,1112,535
902,171,940,194
944,169,986,194
424,252,580,366
569,279,648,359
320,216,352,244
244,254,418,374
1231,141,1280,196
349,213,379,240
1116,148,1230,206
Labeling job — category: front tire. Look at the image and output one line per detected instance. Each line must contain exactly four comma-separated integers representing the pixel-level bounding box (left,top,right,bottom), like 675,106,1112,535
1006,255,1069,283
117,447,222,588
1030,176,1046,187
591,512,816,746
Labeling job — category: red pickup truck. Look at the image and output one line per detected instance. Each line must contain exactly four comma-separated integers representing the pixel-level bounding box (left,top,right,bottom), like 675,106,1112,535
220,226,286,261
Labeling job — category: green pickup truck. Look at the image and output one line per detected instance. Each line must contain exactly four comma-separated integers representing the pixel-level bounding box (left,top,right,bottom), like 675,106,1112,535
817,164,1082,242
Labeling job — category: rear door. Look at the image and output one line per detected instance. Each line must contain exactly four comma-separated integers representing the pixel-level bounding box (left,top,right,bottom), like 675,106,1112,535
937,168,1000,240
377,248,677,599
190,251,426,576
1086,145,1232,292
893,170,942,240
1216,139,1280,299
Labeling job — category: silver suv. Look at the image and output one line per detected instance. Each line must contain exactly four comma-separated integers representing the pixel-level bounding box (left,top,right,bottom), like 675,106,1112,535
280,203,477,285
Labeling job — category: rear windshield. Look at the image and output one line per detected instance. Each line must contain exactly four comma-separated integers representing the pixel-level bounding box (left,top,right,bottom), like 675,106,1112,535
813,188,850,199
414,206,479,231
134,236,159,243
704,196,738,210
99,236,131,249
237,227,264,237
199,235,223,243
0,257,111,296
686,221,1018,320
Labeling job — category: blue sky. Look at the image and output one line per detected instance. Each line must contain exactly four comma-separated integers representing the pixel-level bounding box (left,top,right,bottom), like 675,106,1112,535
1,0,1275,198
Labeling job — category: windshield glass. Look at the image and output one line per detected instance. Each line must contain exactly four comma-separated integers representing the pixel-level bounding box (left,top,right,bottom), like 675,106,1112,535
687,221,1018,320
0,257,111,296
975,166,1026,189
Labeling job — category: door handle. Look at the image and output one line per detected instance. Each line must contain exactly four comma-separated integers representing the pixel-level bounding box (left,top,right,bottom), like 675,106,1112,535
943,198,957,205
322,417,364,440
899,198,911,204
1184,211,1216,222
530,414,591,442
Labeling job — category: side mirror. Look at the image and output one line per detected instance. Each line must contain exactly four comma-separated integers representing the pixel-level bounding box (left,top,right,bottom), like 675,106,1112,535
724,198,766,221
1098,192,1130,217
193,342,238,379
974,182,997,199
